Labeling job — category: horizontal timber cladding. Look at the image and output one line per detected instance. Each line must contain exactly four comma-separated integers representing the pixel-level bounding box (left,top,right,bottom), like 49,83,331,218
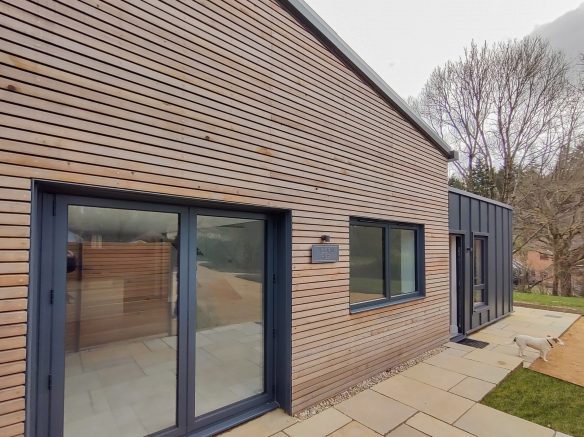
0,0,449,428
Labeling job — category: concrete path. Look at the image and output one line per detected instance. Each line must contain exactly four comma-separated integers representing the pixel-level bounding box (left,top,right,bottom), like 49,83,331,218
221,307,579,437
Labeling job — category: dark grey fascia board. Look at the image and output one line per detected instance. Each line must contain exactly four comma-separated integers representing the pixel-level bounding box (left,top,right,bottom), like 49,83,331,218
448,187,513,210
278,0,457,161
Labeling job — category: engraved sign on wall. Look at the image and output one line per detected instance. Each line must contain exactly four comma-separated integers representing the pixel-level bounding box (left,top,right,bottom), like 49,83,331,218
311,244,340,263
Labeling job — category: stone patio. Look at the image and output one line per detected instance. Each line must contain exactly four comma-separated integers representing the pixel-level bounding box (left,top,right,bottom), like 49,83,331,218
221,307,579,437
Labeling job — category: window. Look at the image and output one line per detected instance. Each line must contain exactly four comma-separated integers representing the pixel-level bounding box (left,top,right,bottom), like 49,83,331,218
473,236,487,307
350,220,424,310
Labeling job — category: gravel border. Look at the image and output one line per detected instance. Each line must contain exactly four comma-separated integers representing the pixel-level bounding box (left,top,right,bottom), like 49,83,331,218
294,346,447,420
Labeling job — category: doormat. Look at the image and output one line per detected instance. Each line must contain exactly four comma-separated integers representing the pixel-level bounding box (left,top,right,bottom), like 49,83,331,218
456,338,490,349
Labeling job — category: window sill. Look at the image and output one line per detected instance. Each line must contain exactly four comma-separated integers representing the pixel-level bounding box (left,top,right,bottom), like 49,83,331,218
350,294,425,314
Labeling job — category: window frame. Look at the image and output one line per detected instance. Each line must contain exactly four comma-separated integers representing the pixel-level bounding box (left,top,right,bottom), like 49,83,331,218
472,234,488,309
349,218,425,313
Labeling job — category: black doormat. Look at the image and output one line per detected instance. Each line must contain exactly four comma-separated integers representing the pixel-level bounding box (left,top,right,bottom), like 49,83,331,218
456,338,490,349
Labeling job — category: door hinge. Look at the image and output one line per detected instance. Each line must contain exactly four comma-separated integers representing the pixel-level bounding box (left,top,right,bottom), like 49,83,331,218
49,289,54,305
47,374,52,391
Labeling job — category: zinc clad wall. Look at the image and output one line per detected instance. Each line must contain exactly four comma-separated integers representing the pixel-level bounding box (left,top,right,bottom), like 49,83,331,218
448,188,513,333
0,0,449,430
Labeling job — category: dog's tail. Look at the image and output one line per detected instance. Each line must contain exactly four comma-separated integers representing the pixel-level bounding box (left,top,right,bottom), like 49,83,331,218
513,337,516,343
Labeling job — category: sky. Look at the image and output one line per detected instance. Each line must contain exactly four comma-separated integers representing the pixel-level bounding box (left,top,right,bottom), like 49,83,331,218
304,0,584,99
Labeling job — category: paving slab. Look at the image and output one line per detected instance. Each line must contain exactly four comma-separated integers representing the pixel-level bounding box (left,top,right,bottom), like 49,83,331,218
463,348,523,370
470,331,516,345
424,352,509,384
372,375,473,424
386,424,428,437
326,420,382,437
443,348,469,358
448,377,495,402
283,408,351,437
334,389,416,435
454,403,554,437
406,412,473,437
220,409,298,437
400,362,466,391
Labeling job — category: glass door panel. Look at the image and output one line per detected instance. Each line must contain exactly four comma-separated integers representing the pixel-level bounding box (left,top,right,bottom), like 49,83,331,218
64,206,179,436
194,216,265,416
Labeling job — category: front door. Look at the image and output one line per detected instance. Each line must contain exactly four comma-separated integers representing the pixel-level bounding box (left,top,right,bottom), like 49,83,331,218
36,194,274,437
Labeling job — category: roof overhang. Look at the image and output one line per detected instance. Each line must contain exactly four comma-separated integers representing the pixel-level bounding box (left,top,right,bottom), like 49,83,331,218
278,0,457,161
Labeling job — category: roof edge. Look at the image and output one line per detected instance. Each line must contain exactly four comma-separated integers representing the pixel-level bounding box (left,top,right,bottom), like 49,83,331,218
448,187,513,210
278,0,456,160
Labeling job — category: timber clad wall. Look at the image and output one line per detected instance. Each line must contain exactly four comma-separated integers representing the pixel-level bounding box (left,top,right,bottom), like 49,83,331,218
0,0,449,433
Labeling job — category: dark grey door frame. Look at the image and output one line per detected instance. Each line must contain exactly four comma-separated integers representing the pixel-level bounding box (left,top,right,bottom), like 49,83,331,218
449,232,466,336
30,186,289,437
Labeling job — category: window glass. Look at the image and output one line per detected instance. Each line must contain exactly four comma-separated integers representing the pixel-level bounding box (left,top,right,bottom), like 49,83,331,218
473,237,486,306
65,206,179,436
390,229,417,296
474,238,485,286
195,216,265,416
349,225,385,304
473,289,485,305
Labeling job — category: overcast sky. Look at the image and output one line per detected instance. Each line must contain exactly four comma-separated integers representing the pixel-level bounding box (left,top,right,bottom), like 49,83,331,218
304,0,584,99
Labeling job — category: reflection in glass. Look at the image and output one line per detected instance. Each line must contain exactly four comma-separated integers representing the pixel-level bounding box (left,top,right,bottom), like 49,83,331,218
474,238,486,305
64,206,179,437
349,225,385,304
474,238,485,286
390,229,417,296
195,216,265,416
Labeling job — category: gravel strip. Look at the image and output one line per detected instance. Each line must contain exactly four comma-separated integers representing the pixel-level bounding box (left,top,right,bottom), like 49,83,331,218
294,346,447,420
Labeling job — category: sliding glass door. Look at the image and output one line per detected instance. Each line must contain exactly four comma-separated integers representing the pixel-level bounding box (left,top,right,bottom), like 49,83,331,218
39,195,273,437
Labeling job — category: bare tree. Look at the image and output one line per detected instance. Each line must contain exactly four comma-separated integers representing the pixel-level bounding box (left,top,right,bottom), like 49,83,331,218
410,42,492,194
411,37,575,204
513,89,584,295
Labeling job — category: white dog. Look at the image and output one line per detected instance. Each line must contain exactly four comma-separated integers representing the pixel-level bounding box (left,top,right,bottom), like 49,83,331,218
514,335,565,362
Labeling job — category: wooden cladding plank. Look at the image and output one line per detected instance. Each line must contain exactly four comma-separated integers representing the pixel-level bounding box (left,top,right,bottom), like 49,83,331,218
0,300,26,313
0,350,26,366
0,337,25,352
0,386,24,403
0,362,25,378
0,422,24,437
0,374,24,391
0,409,24,428
0,398,24,416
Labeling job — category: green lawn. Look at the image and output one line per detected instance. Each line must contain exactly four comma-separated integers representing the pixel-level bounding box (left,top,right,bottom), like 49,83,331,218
482,369,584,437
514,291,584,311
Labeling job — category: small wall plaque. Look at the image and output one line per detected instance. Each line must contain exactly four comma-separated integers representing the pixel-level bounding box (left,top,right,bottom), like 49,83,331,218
311,244,339,263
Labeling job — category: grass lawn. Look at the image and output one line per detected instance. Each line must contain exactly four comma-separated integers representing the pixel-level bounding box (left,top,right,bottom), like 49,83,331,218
482,368,584,437
514,291,584,311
